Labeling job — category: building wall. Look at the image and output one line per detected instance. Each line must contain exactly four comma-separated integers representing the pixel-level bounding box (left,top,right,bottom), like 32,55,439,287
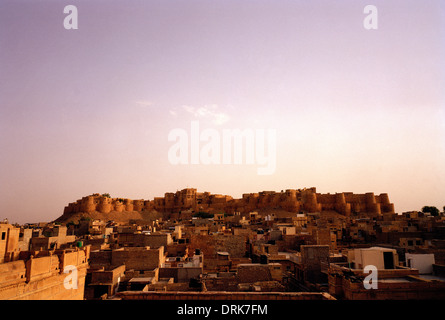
158,267,202,283
17,229,33,252
405,254,435,274
89,250,113,267
351,247,398,270
236,264,272,283
165,243,188,257
360,249,384,270
30,235,76,251
90,265,126,285
204,278,238,291
188,234,247,260
111,247,165,271
0,247,90,300
143,234,173,248
341,277,445,300
0,224,20,263
300,245,330,283
117,233,173,248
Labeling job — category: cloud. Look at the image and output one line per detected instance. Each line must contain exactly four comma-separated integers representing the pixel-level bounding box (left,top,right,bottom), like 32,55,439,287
180,104,230,125
213,113,230,125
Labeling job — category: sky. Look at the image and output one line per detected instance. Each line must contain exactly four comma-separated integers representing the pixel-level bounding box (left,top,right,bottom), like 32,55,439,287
0,0,444,224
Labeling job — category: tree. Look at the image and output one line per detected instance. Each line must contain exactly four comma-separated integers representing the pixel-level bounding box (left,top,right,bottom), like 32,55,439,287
422,206,439,217
102,193,111,198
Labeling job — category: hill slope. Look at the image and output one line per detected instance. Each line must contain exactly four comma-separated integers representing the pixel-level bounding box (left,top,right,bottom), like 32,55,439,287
54,209,164,225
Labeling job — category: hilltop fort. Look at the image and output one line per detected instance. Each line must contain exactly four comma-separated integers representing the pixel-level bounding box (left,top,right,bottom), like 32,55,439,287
56,187,395,223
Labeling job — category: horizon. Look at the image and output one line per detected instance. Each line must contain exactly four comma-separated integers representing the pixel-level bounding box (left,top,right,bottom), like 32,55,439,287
1,0,444,224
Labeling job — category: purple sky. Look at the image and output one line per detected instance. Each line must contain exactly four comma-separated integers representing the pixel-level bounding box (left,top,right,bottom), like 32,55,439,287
1,0,444,224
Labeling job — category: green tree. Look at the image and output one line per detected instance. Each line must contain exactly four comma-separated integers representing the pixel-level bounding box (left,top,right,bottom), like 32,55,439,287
422,206,439,216
102,193,111,198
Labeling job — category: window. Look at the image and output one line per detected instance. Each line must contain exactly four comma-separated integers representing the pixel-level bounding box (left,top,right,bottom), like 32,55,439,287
408,240,413,246
1,232,5,240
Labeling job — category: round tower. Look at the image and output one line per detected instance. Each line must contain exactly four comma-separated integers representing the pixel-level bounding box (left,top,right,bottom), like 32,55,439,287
133,199,144,211
124,199,133,211
144,200,153,211
98,196,111,213
379,193,390,205
113,200,124,212
304,192,320,212
365,192,381,215
80,196,96,213
365,192,376,205
335,193,346,205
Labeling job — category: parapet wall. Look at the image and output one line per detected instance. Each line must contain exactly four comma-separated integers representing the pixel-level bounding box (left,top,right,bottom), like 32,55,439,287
115,290,336,300
0,246,90,300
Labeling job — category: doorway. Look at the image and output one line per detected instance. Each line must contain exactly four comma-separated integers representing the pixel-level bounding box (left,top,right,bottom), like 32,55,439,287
383,252,394,269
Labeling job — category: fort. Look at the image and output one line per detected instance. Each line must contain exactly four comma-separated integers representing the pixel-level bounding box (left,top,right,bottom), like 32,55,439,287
57,187,395,223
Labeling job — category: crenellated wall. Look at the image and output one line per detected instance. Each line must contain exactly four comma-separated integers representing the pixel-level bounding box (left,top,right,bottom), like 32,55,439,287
133,200,144,211
62,187,395,218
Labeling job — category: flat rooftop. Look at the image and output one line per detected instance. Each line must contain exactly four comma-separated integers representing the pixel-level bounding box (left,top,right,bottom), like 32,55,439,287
128,277,154,283
417,274,445,282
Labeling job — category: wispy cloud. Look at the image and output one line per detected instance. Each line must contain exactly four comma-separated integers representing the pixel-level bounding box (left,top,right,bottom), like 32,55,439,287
175,104,230,125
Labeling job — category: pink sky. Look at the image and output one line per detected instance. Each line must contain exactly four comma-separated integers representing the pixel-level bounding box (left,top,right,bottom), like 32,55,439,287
1,0,444,224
